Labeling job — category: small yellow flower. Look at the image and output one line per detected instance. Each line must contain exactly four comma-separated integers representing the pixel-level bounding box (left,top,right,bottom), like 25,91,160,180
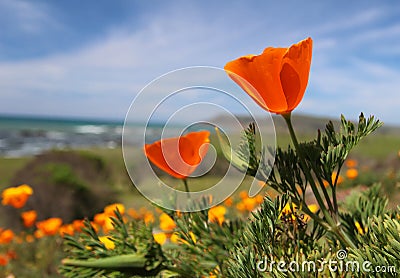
99,236,115,250
303,204,319,222
153,232,167,245
354,221,367,235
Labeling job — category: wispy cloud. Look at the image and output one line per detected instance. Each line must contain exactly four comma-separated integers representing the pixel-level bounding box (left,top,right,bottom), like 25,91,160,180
0,0,60,34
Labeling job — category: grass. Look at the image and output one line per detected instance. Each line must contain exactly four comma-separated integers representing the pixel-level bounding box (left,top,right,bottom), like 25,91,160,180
0,157,31,189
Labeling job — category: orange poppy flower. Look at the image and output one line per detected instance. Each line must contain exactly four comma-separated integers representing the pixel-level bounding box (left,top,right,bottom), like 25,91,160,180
159,213,176,231
224,38,313,114
208,205,226,225
144,131,210,179
0,229,14,244
59,224,75,236
72,219,85,233
21,210,37,228
104,203,125,216
36,217,63,236
346,168,358,180
1,184,33,209
0,254,8,266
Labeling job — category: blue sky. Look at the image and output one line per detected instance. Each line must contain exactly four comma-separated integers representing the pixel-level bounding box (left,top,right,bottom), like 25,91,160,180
1,0,400,124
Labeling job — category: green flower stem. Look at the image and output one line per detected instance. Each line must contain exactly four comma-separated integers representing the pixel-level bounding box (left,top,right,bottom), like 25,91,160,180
315,174,335,212
62,254,147,269
183,178,190,198
282,113,331,220
332,163,343,215
282,113,356,249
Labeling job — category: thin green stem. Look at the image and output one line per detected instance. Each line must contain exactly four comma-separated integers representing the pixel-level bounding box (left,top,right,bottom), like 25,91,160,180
316,174,335,213
332,164,343,216
183,178,190,198
282,113,330,220
282,113,356,249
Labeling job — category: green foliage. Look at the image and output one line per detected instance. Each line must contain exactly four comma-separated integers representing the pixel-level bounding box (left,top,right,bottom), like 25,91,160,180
59,113,400,278
60,210,165,277
226,195,332,278
162,209,245,277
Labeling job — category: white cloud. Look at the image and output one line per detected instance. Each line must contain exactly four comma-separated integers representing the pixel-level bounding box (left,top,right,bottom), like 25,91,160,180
0,0,61,34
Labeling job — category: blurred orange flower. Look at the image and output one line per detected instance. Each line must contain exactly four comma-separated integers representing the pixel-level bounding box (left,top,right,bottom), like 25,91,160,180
21,210,37,228
237,197,258,212
223,197,233,207
93,212,107,226
0,229,14,244
0,254,8,266
345,159,358,168
72,219,85,233
346,169,359,180
104,203,125,216
144,131,210,179
59,224,75,236
208,205,226,225
323,171,344,187
225,38,313,114
36,217,63,236
1,184,33,209
159,213,176,231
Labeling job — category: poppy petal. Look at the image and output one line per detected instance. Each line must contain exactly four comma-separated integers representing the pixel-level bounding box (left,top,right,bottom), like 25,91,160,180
225,47,288,113
144,131,210,179
282,37,313,111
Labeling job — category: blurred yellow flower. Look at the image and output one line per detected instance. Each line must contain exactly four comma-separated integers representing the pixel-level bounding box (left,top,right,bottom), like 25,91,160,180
99,236,115,250
153,232,167,245
36,217,63,236
159,213,176,231
354,221,367,235
346,168,358,180
208,205,226,225
21,210,37,228
1,184,33,209
303,204,319,222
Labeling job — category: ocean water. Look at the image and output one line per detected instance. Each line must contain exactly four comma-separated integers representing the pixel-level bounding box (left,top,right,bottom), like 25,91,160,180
0,115,221,157
0,115,126,157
